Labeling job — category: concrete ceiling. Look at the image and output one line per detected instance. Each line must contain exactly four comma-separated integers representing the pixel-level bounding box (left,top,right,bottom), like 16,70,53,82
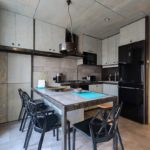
0,0,150,39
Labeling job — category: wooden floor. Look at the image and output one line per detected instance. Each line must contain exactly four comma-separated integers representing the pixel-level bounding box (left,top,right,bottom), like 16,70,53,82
1,109,150,150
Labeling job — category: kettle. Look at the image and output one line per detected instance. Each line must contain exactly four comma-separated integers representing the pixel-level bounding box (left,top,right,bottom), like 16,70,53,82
53,73,64,83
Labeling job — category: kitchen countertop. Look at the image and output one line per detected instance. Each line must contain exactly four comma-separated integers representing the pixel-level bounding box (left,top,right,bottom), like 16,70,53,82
60,80,118,86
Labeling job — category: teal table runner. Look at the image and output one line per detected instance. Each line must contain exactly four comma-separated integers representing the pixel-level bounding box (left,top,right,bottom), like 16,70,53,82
73,91,106,99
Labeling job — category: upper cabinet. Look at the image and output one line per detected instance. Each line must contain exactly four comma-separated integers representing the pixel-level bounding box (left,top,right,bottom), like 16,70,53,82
120,18,145,46
78,34,102,65
79,35,100,54
102,34,119,66
35,20,65,53
0,9,33,49
16,14,33,49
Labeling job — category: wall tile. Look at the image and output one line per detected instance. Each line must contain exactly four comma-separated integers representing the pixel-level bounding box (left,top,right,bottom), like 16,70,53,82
0,84,7,123
0,52,7,83
8,53,31,83
7,83,31,122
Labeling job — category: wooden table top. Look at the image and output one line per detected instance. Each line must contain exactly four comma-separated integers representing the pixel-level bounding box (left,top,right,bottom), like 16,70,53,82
33,88,117,111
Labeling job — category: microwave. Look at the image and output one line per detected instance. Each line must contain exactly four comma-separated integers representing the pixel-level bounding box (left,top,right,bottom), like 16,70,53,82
83,52,97,65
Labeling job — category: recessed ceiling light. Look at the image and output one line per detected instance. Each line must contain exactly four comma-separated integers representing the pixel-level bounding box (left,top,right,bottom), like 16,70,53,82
104,18,111,22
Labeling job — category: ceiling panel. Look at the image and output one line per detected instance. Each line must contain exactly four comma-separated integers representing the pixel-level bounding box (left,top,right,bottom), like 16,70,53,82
0,0,39,17
96,0,150,18
73,2,124,38
35,0,95,28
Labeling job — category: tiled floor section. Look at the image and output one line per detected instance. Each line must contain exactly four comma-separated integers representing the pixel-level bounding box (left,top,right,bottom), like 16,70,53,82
1,109,150,150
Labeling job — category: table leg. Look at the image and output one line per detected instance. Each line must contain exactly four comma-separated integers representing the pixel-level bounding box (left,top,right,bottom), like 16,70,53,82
61,108,67,150
113,98,118,150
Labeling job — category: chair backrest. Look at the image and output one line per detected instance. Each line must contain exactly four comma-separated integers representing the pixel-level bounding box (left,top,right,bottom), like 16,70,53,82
21,91,32,108
18,88,24,105
89,103,123,142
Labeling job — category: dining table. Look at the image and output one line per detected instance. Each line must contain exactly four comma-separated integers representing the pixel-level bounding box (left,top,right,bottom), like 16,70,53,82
33,88,118,150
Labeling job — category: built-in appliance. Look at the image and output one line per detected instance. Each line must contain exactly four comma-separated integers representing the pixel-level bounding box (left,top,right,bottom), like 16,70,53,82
85,75,96,82
53,73,64,83
119,41,145,123
83,52,97,65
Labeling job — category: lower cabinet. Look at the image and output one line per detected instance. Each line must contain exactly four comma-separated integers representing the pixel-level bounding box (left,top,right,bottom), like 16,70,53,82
89,84,103,93
103,84,118,96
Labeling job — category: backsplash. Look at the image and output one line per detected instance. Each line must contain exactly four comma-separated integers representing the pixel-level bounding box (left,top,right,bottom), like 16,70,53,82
102,67,119,81
33,56,102,87
77,65,102,81
33,56,78,86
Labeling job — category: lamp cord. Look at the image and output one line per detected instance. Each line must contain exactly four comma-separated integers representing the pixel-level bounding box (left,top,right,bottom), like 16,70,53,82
67,4,74,43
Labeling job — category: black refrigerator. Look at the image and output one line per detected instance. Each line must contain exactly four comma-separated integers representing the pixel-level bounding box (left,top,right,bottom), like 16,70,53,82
119,41,146,123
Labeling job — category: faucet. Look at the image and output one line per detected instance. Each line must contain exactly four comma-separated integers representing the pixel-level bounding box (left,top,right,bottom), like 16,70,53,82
108,74,112,81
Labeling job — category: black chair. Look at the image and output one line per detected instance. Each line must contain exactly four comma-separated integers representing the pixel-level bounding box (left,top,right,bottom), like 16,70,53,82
18,89,53,132
24,100,71,150
72,103,124,150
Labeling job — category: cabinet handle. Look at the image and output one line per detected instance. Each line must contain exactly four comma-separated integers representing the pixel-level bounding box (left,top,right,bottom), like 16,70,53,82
53,49,55,51
130,40,132,43
12,43,15,45
18,44,20,46
49,49,51,51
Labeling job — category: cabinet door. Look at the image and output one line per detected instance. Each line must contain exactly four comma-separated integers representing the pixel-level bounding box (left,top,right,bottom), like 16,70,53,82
0,10,16,47
108,36,116,65
52,25,65,53
120,18,145,46
97,40,102,65
82,35,99,53
102,39,108,65
16,14,33,49
103,84,118,96
35,20,53,52
89,84,103,93
115,34,119,64
8,53,31,83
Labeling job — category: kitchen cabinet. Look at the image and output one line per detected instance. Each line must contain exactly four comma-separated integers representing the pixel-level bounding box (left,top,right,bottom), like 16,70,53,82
102,34,119,66
35,19,65,53
103,84,118,96
16,14,33,49
89,84,103,93
0,9,33,49
120,18,145,46
79,35,101,54
0,10,16,47
78,34,102,65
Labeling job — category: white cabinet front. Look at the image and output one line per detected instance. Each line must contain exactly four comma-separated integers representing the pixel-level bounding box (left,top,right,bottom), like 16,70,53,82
103,84,118,96
102,34,119,66
35,20,53,52
0,10,16,47
16,14,33,49
120,18,145,46
35,20,65,53
89,84,103,93
0,9,33,49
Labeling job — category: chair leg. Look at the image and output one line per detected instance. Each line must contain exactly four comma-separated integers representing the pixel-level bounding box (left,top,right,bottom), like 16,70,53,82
18,106,23,121
24,119,32,148
117,127,124,150
113,133,118,150
38,130,45,150
72,128,76,150
22,112,28,132
67,121,71,150
25,123,34,150
92,142,97,150
53,129,55,137
19,110,26,131
56,128,59,141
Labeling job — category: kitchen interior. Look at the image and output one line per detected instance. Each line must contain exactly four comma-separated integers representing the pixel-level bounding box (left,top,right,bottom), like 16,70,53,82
0,0,150,150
